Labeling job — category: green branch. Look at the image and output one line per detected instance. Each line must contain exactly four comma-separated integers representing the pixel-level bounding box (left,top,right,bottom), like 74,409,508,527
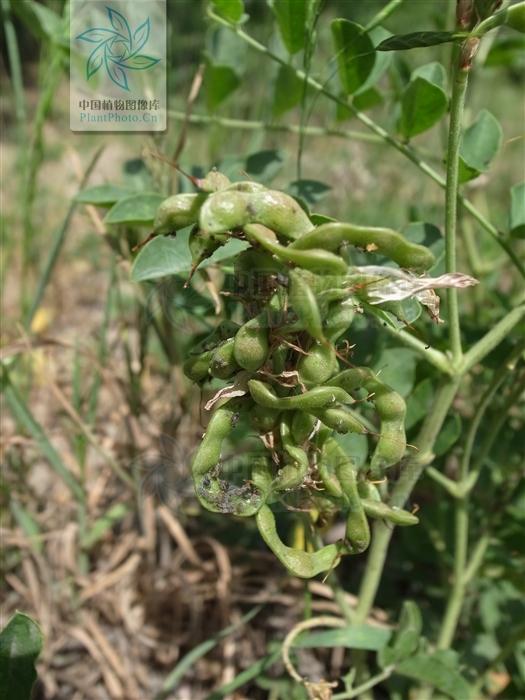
444,46,469,365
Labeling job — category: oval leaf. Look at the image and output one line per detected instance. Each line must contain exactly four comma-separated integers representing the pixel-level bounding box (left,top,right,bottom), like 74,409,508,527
104,193,164,225
332,19,376,95
0,612,43,700
459,109,503,182
398,77,447,138
271,0,308,55
211,0,245,23
205,62,241,109
272,63,304,117
131,230,249,282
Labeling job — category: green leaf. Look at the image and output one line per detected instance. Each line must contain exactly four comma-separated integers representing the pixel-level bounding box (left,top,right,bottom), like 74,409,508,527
75,184,134,207
372,348,418,397
434,414,462,456
104,193,164,226
378,601,422,667
405,378,433,430
210,0,244,23
270,0,308,55
396,650,472,700
245,150,285,183
459,109,503,182
205,63,241,109
510,183,525,239
353,87,383,111
398,77,447,138
332,19,376,95
355,26,392,94
131,229,249,282
412,61,447,89
403,221,445,273
287,180,331,206
0,612,43,700
295,625,391,651
272,64,304,117
377,31,459,51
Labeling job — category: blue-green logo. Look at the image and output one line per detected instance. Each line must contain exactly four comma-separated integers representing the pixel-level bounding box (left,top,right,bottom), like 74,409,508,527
76,5,160,91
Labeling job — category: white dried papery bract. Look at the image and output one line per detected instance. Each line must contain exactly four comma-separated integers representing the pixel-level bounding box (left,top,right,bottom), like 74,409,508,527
354,266,479,322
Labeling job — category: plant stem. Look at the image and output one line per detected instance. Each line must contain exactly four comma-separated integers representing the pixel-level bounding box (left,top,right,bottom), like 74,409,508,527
354,378,461,622
364,0,404,32
332,666,394,699
207,10,525,279
436,346,524,652
444,45,469,366
380,324,453,375
168,109,382,143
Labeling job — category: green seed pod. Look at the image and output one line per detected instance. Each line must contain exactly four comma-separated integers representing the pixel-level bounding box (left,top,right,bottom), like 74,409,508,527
361,499,419,526
320,439,370,553
256,504,342,578
197,169,231,193
325,301,355,341
183,350,213,382
154,193,208,234
297,341,338,385
329,368,406,477
250,405,281,433
248,380,352,411
290,222,435,272
505,2,525,33
289,270,325,341
225,181,268,193
273,416,309,491
210,338,239,379
310,406,367,435
233,316,269,371
290,411,317,444
200,189,312,240
245,224,348,275
192,403,272,517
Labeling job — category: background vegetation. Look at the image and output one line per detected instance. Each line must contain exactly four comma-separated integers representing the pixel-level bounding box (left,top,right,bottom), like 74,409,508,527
1,1,524,699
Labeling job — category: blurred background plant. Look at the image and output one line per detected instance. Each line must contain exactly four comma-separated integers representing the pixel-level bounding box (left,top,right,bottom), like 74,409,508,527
1,1,524,699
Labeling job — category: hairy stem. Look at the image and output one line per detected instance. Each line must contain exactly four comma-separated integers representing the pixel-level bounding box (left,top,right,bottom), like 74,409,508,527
444,45,469,365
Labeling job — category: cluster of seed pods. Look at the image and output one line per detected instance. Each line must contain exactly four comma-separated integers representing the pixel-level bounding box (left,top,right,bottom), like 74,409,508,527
153,171,436,578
